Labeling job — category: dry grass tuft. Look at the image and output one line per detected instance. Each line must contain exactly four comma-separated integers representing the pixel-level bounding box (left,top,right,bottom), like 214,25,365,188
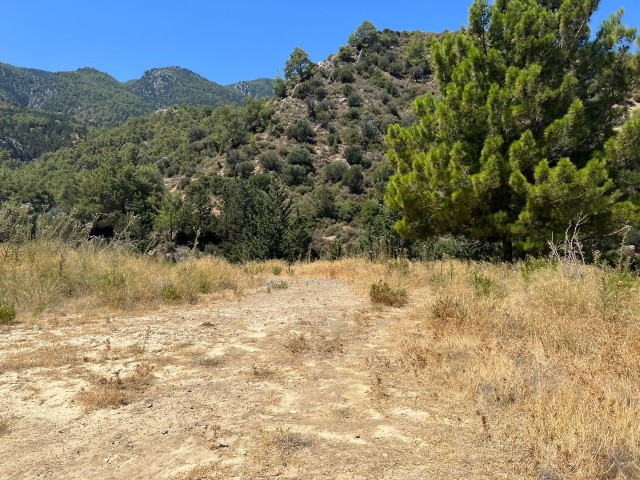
0,344,81,373
0,416,12,436
249,427,316,474
77,362,154,411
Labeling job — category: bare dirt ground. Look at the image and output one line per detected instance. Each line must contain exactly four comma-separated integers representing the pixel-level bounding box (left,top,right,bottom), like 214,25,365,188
0,279,528,479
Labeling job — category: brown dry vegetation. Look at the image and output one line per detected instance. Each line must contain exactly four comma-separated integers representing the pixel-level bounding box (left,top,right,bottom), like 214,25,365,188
0,239,256,316
1,249,639,479
288,258,640,478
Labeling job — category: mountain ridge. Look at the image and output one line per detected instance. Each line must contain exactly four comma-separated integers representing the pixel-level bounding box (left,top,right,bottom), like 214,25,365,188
0,62,275,127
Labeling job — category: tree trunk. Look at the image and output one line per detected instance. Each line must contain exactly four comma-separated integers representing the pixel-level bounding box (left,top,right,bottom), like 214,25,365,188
502,238,514,263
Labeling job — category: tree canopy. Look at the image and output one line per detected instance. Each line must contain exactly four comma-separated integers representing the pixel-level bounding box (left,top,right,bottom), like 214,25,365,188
284,48,315,83
385,0,640,260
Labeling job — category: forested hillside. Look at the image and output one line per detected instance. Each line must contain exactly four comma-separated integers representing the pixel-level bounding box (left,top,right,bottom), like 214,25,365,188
0,24,439,261
0,62,274,127
0,102,86,160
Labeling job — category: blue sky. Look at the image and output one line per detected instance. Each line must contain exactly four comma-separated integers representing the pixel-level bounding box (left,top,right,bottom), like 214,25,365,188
1,1,638,85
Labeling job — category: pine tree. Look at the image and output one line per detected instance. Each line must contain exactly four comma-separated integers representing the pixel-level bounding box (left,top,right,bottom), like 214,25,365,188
385,0,639,260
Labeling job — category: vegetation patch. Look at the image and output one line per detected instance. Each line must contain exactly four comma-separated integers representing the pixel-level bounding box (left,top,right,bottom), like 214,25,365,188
0,300,16,324
77,363,154,411
369,280,407,307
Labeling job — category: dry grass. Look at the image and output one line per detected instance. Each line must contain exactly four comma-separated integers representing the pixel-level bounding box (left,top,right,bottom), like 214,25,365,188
0,344,82,372
300,258,640,480
0,239,256,318
0,416,12,436
247,427,317,476
77,362,154,411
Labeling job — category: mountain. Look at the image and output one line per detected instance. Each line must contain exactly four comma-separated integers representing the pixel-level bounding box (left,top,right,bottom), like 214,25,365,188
229,78,275,98
0,62,274,127
0,63,53,105
125,67,247,109
28,67,152,126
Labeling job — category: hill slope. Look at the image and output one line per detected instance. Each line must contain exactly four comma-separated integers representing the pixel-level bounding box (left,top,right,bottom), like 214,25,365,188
0,102,86,160
0,62,274,127
0,24,439,259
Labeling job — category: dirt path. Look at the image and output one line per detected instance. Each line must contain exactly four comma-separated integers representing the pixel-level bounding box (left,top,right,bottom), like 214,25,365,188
0,279,525,479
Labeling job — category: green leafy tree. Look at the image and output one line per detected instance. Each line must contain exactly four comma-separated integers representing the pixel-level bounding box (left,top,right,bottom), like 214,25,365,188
284,48,315,83
348,21,379,49
386,0,639,260
74,157,164,236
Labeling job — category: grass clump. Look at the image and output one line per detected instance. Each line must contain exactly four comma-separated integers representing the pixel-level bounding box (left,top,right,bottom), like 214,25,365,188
369,280,407,307
161,282,180,301
77,363,154,411
0,300,16,324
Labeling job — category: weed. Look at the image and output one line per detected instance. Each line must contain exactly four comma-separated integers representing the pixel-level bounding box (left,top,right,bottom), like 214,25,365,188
431,295,467,322
197,357,223,368
369,280,407,307
78,362,154,411
272,265,283,276
520,257,556,281
0,416,11,436
0,300,16,324
272,427,315,454
472,271,498,297
285,334,309,354
268,279,289,290
386,259,410,274
597,270,636,322
197,278,212,294
161,283,180,301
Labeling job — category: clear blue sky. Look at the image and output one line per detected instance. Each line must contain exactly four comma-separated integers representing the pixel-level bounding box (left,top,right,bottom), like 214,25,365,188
1,0,638,85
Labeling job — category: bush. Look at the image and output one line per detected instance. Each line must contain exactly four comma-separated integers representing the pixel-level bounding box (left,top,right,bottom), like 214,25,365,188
274,78,287,98
282,164,308,186
370,281,407,307
336,66,355,83
324,162,348,183
344,145,364,165
161,283,180,301
258,150,283,173
235,161,255,179
347,92,363,108
342,165,365,194
287,147,315,172
0,300,16,324
286,119,316,143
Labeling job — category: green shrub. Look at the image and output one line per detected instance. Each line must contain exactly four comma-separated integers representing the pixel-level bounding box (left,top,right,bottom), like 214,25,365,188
347,92,363,108
258,150,283,173
161,283,180,301
0,300,16,324
286,119,316,143
344,145,364,165
472,272,498,297
370,281,407,307
521,257,556,281
272,265,283,276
